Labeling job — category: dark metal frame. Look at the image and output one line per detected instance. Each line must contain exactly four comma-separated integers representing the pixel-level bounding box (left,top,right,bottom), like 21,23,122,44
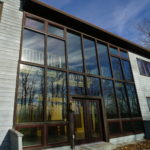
13,12,143,149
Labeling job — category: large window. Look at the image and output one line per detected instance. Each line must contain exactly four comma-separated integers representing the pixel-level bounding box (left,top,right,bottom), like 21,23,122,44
137,58,150,77
15,14,143,149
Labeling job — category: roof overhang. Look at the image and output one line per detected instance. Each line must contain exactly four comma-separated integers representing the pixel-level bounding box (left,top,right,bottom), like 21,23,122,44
23,0,150,58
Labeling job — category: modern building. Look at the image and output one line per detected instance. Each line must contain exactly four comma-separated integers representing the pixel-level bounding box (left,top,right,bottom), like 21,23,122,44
0,0,150,150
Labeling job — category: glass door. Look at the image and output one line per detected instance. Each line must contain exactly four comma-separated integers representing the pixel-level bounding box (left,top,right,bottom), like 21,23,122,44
73,99,103,144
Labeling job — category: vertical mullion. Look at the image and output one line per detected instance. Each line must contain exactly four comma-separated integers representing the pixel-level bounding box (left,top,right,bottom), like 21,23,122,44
65,28,71,144
81,34,87,95
95,40,101,76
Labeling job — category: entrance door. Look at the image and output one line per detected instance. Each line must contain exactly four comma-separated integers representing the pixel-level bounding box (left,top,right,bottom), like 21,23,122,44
73,99,103,144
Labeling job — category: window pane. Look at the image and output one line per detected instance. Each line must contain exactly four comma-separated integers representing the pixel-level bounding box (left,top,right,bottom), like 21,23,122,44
122,121,133,133
121,60,133,81
48,125,67,144
102,80,118,118
18,127,42,147
74,101,85,140
48,24,64,37
87,77,101,96
126,84,141,117
47,37,66,68
115,82,130,118
84,38,98,75
16,64,44,123
88,101,101,138
22,29,44,64
47,70,67,121
108,122,121,135
109,47,118,55
137,59,150,76
147,97,150,111
97,43,112,77
111,57,123,80
120,50,129,59
25,17,44,31
0,2,3,21
69,74,85,95
67,32,83,72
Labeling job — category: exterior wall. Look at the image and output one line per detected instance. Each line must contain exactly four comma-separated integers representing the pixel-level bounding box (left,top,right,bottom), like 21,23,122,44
129,52,150,120
0,0,23,149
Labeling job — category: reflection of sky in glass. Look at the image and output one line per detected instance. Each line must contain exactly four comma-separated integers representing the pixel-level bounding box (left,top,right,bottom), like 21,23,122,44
121,60,133,81
109,47,119,55
17,64,44,123
69,73,85,95
25,17,44,31
48,24,64,37
22,29,44,64
47,37,66,68
126,84,140,117
87,77,101,96
47,70,67,121
84,38,98,75
115,82,130,118
120,51,129,59
67,32,83,72
102,79,118,118
111,57,123,80
97,43,112,78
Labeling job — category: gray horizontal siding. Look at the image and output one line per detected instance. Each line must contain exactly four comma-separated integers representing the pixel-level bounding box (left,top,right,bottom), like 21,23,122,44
0,0,23,149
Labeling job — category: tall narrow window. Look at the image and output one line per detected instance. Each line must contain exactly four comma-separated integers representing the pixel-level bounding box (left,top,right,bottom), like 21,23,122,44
47,70,67,121
126,84,141,117
111,57,123,80
97,43,112,77
22,29,44,64
67,32,83,72
16,64,44,123
101,79,118,118
121,60,133,81
115,82,130,118
83,38,99,75
47,37,66,68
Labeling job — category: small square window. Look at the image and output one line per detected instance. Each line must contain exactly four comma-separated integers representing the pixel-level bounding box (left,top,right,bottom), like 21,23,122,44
147,97,150,111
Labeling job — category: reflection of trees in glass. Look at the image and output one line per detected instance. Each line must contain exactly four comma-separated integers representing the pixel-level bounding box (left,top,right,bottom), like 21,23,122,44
115,82,130,118
69,74,85,95
87,77,101,96
111,57,123,80
16,64,44,123
97,43,112,78
126,84,141,117
47,70,67,121
102,80,118,118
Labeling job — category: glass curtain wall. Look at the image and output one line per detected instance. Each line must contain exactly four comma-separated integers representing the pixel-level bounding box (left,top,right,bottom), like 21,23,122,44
15,14,143,149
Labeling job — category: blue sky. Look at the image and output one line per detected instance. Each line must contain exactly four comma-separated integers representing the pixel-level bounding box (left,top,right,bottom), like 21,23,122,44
40,0,150,47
